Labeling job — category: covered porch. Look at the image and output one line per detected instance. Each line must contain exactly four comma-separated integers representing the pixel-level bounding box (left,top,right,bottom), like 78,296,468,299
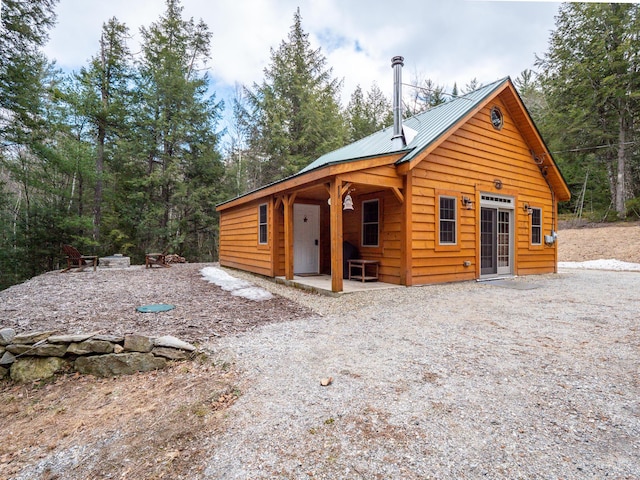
275,274,401,296
273,157,408,293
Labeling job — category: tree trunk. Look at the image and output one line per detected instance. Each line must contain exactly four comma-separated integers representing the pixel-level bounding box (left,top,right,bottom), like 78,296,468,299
615,115,627,218
94,123,105,242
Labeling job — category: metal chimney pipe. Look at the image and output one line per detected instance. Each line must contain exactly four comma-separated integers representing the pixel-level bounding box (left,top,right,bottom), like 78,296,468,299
391,55,404,149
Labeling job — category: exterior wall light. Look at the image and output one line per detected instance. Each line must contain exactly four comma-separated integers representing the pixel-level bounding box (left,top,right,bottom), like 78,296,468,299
461,196,474,209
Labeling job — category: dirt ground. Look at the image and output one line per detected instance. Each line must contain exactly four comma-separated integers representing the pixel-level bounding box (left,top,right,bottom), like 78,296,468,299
0,222,638,479
558,220,640,263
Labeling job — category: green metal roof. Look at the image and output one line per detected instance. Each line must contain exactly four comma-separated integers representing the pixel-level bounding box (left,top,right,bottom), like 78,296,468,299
217,77,510,208
299,77,509,174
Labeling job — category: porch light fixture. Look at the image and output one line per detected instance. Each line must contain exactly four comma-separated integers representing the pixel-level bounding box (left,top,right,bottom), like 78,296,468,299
461,196,474,210
523,203,533,215
343,191,354,211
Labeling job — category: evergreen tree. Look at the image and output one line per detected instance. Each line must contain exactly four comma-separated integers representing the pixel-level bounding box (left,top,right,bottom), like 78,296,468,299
243,8,346,185
0,0,61,289
536,3,640,218
406,76,447,116
72,18,133,243
345,82,392,142
133,0,224,257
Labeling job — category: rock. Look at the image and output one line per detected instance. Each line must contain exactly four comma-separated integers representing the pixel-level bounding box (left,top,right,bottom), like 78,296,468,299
0,328,16,346
75,352,166,377
151,347,189,360
0,365,7,378
10,357,69,383
6,343,68,357
12,331,57,345
0,351,16,366
67,340,114,355
93,334,124,343
48,333,99,343
113,344,124,354
320,377,333,386
123,334,154,353
0,345,5,354
154,335,196,352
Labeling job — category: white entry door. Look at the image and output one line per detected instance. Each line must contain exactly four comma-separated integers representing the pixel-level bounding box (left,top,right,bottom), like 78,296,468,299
293,204,320,274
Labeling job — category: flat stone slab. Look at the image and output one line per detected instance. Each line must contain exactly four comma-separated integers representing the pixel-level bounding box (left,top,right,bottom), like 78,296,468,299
99,255,130,268
154,335,196,352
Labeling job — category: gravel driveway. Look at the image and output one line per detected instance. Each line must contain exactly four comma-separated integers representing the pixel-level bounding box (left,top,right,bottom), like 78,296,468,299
203,268,639,479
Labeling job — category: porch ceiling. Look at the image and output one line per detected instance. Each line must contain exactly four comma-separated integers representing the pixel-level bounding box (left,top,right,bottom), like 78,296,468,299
291,182,392,203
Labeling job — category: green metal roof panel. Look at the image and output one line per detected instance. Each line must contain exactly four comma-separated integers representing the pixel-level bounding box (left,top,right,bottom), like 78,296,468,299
298,77,508,174
298,125,411,174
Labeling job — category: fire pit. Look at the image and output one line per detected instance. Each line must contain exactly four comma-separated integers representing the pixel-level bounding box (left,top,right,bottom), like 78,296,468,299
99,254,130,268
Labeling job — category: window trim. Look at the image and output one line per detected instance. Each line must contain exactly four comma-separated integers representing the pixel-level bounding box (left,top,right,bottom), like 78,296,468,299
361,199,380,248
530,207,542,246
438,195,457,245
258,203,268,245
435,191,461,252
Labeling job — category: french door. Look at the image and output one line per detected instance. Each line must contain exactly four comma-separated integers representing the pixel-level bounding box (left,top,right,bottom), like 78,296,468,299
480,195,513,277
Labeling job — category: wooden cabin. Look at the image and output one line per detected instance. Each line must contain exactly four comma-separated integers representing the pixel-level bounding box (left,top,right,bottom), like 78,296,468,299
217,69,570,293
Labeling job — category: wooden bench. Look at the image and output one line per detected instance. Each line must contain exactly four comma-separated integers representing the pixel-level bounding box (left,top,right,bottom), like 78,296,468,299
348,259,379,282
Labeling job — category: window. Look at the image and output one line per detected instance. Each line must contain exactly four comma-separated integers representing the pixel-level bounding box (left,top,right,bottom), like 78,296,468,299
439,196,457,244
531,207,542,245
490,106,504,130
362,199,379,247
258,203,268,244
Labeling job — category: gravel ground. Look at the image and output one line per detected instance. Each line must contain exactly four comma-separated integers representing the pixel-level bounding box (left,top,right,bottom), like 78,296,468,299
2,225,639,479
201,268,640,479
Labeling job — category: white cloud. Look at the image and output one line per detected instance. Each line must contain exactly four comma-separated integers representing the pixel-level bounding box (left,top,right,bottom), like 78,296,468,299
44,0,561,113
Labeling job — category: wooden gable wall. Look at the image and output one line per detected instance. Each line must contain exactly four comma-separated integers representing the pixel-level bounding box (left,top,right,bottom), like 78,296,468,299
409,94,557,285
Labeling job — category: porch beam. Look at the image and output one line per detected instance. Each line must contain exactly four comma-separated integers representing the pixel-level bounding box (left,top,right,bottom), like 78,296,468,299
330,177,344,292
340,171,403,189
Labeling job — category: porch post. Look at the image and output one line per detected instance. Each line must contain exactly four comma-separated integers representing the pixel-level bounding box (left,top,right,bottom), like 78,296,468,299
330,178,344,292
283,194,295,280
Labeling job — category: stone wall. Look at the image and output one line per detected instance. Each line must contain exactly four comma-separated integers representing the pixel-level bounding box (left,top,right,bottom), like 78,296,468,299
0,328,197,383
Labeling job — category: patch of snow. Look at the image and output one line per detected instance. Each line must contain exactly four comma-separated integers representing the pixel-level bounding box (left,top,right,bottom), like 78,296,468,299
201,267,273,301
558,259,640,272
231,287,274,301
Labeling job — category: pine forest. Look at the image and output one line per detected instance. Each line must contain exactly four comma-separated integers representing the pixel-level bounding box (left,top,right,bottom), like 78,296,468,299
1,0,639,289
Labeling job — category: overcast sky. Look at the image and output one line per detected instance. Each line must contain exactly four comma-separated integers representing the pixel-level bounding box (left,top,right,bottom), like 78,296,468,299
43,0,565,134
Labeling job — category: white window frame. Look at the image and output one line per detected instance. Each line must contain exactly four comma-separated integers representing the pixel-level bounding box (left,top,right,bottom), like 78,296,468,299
439,196,457,245
258,203,268,245
531,207,542,245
